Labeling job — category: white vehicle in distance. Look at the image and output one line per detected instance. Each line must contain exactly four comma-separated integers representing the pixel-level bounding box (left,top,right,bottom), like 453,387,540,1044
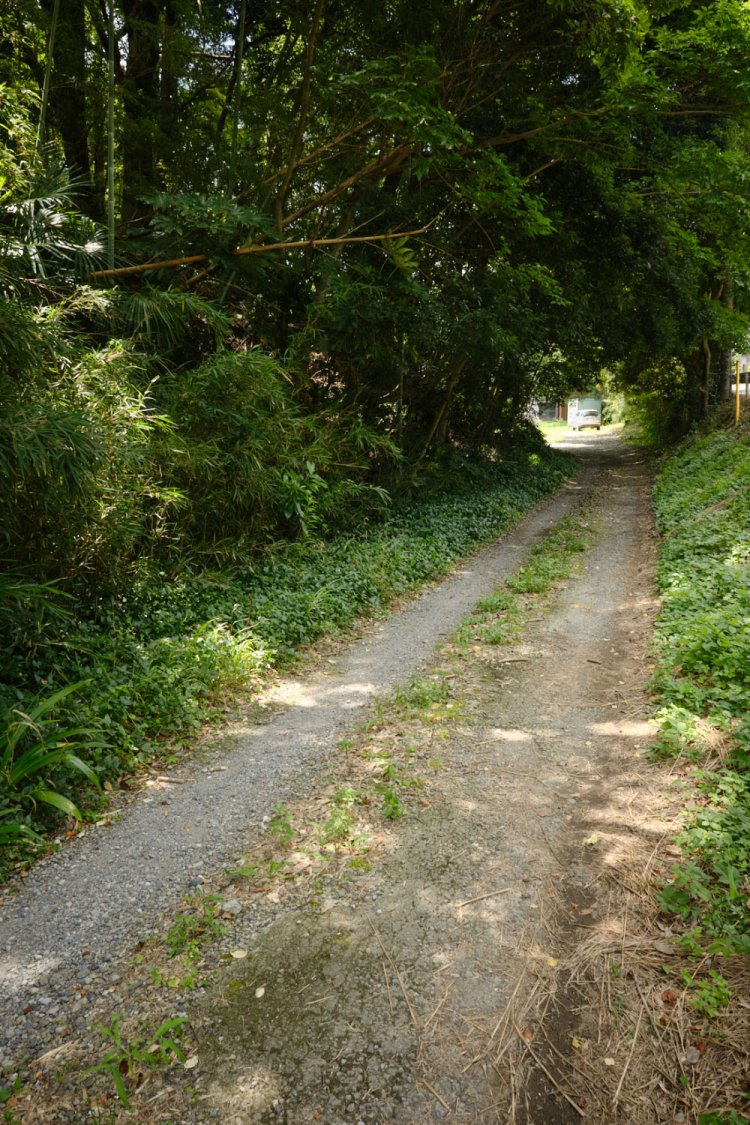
570,408,601,431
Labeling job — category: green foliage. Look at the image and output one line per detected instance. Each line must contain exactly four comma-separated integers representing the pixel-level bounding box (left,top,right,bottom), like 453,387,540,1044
143,193,275,261
0,163,103,293
165,894,225,960
0,683,100,844
317,787,363,847
651,421,750,942
378,785,404,821
699,1113,750,1125
268,804,294,847
685,969,731,1019
0,440,572,849
87,1014,187,1109
7,0,704,866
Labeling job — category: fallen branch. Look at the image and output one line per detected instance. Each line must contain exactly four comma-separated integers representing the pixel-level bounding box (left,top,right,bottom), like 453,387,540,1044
456,887,517,908
366,913,418,1025
422,1078,451,1112
92,226,429,279
515,1026,586,1118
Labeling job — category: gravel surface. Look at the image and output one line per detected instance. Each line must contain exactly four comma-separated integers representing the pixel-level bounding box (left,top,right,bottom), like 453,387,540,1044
0,451,595,1069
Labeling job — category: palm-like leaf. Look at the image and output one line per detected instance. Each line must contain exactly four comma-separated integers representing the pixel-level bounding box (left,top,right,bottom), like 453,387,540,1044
0,162,104,294
115,286,229,349
0,682,101,833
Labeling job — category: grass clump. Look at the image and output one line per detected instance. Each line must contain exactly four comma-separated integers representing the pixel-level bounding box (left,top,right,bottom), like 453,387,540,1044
651,421,750,949
87,1013,187,1109
457,513,591,649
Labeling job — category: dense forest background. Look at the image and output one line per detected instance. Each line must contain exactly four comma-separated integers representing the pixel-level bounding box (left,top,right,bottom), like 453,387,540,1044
3,0,750,841
4,0,750,569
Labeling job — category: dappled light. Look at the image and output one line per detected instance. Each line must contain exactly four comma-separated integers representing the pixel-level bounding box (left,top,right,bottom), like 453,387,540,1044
587,719,656,739
485,727,535,744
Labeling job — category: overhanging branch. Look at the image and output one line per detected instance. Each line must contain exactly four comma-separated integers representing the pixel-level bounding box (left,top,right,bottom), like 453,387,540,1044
91,226,430,279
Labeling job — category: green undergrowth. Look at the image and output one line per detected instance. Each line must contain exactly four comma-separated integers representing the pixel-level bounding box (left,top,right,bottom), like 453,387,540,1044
651,418,750,950
0,447,573,864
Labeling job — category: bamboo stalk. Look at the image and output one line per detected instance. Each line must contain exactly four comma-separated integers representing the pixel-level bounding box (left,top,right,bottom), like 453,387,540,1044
91,226,429,278
227,0,246,193
107,0,116,270
36,0,61,157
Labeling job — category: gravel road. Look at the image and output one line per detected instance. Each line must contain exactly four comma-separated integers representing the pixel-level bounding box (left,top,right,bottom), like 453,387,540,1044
0,445,597,1065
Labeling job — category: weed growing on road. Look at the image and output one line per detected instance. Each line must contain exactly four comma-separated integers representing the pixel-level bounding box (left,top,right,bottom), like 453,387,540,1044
149,961,202,990
166,894,226,959
268,803,294,847
317,786,365,847
378,784,404,819
87,1013,187,1109
391,675,461,723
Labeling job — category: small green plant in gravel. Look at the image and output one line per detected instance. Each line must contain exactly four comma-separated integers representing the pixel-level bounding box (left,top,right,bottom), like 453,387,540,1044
166,894,225,959
394,675,450,710
392,675,461,723
378,784,405,820
87,1014,187,1109
0,1075,24,1115
149,960,202,990
266,857,291,876
317,786,364,847
226,861,262,880
268,803,294,847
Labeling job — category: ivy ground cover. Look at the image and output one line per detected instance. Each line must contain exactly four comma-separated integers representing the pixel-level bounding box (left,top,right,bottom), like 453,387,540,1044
651,420,750,947
0,447,572,856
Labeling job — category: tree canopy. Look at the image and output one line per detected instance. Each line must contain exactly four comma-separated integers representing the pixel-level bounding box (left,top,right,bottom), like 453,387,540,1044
2,0,750,576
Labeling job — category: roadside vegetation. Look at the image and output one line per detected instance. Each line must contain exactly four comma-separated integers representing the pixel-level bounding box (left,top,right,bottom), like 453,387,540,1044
5,0,750,869
650,413,750,953
0,506,594,1120
0,438,572,865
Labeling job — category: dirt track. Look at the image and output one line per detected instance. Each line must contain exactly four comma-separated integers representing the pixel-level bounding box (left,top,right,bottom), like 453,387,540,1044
182,433,660,1125
2,433,669,1123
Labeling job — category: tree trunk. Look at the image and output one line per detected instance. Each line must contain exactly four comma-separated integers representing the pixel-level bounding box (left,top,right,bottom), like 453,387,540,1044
719,272,734,402
120,0,162,223
414,361,466,465
700,337,711,417
42,0,96,208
